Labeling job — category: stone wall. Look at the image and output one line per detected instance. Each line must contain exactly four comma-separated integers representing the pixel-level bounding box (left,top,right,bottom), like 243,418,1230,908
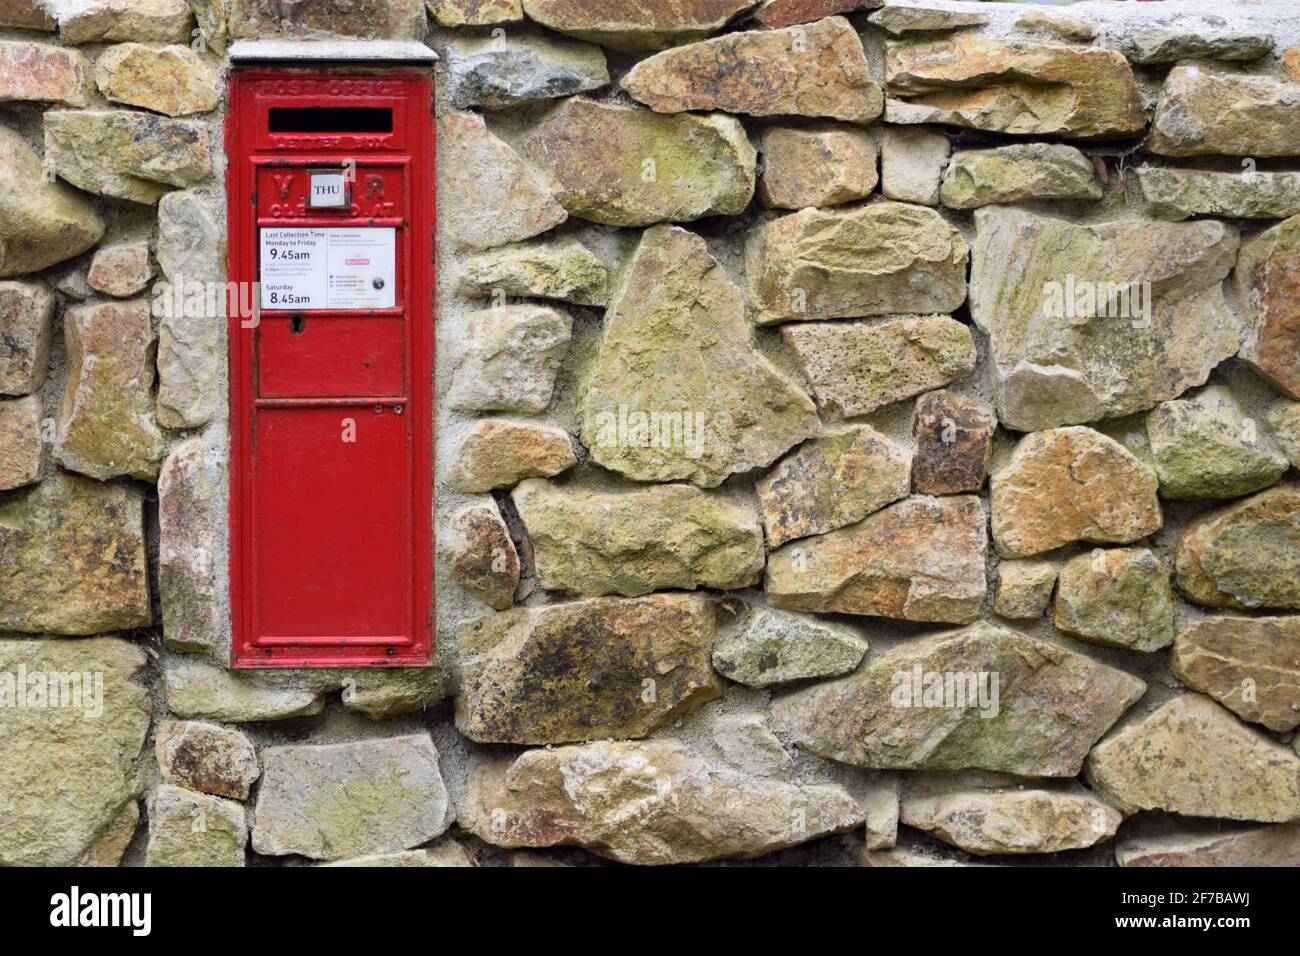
2,0,1300,867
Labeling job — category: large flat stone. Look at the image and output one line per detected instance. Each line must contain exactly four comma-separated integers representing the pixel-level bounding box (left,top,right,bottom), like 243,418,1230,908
251,735,452,861
757,125,878,210
95,42,220,117
513,479,764,597
459,733,863,864
0,127,104,278
228,0,425,39
754,0,881,29
765,494,987,624
523,98,755,227
56,299,165,481
145,785,246,867
580,225,818,486
747,202,968,324
1128,28,1273,65
772,621,1146,776
0,41,91,107
457,237,609,307
757,425,911,548
939,143,1101,209
1116,823,1300,867
1085,695,1300,823
622,17,882,123
970,207,1241,431
0,638,150,865
456,594,722,744
1172,616,1300,733
1235,213,1300,400
1175,484,1300,611
990,427,1162,559
780,316,977,418
0,474,151,635
447,419,575,493
1134,167,1300,222
446,305,571,413
443,30,608,110
711,602,867,688
59,0,193,43
1148,65,1300,158
44,109,212,204
438,112,566,251
885,35,1145,139
521,0,759,53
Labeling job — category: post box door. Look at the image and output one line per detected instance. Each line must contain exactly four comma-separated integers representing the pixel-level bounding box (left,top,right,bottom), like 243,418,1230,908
226,71,434,668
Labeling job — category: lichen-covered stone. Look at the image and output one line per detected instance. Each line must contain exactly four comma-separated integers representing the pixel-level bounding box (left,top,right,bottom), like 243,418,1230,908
880,126,948,206
59,0,193,43
87,239,152,298
438,112,566,251
1085,694,1300,823
56,299,165,482
44,109,211,204
228,0,425,39
622,17,882,123
521,0,759,53
869,4,988,35
0,638,150,866
460,735,863,864
447,419,575,493
449,498,519,610
155,188,225,428
95,42,220,117
251,735,452,861
446,305,571,413
747,202,968,325
146,784,246,867
0,127,104,278
1128,28,1273,64
0,281,53,395
457,237,609,306
0,41,91,107
0,396,43,491
156,720,259,800
523,98,755,227
162,655,329,722
911,389,995,496
1116,823,1300,867
754,0,880,28
1268,399,1300,469
885,36,1145,139
456,594,723,744
1175,484,1300,611
159,436,226,653
189,0,227,53
990,427,1162,559
993,560,1057,620
340,666,453,721
428,0,521,26
970,207,1241,431
757,125,877,210
580,225,819,487
514,479,764,597
899,776,1121,856
443,31,608,110
712,603,867,688
1172,616,1300,733
1014,7,1095,42
765,494,987,624
1146,387,1288,500
0,473,151,635
781,317,977,418
0,0,55,30
1235,213,1300,400
756,425,911,548
322,840,476,867
1053,547,1174,652
1148,65,1300,158
772,621,1146,776
940,143,1101,209
1134,167,1300,222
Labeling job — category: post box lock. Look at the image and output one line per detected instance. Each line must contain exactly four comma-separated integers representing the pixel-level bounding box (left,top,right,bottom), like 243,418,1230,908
227,71,435,669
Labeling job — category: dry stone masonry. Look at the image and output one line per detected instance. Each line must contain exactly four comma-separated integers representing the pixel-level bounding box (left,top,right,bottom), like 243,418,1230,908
1,0,1300,869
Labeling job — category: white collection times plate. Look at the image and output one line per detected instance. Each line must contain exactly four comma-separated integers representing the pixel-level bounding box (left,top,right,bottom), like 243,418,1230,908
259,227,396,311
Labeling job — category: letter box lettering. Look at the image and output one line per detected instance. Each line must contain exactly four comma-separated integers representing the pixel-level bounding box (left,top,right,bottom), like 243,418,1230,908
226,71,434,667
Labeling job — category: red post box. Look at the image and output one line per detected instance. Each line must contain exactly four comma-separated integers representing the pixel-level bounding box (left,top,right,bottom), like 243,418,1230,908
226,68,434,667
